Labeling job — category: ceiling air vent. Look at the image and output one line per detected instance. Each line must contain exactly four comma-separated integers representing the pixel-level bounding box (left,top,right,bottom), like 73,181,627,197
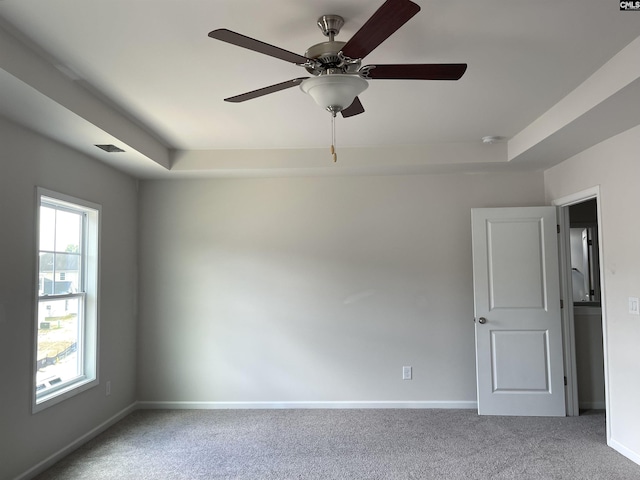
95,144,125,153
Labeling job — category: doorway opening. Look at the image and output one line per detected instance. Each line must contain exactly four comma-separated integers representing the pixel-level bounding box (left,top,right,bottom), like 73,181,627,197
554,186,609,436
567,199,605,414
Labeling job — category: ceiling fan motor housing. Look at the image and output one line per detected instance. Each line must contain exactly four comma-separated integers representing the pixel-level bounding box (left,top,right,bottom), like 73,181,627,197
305,15,361,76
304,41,362,75
305,41,346,74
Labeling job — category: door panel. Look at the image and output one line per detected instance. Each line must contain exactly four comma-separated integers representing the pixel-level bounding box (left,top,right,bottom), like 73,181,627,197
488,218,546,309
491,330,549,392
472,207,565,416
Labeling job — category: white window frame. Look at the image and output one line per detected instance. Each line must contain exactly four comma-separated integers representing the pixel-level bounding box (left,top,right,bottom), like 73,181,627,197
33,187,101,413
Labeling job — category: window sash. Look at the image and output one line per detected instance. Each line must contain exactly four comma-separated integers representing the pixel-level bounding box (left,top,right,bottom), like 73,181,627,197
39,199,87,295
35,295,86,397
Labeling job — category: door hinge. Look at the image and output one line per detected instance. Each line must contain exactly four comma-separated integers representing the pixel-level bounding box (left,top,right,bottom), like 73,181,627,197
557,224,561,234
564,376,567,386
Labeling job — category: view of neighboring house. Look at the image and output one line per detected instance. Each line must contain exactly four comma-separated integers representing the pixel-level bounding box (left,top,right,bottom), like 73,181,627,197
38,252,79,296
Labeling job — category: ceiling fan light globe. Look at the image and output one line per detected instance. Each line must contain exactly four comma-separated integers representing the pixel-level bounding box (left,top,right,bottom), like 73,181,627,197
300,75,368,112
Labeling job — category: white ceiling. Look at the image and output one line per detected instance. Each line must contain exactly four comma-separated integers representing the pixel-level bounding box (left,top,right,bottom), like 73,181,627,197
0,1,639,178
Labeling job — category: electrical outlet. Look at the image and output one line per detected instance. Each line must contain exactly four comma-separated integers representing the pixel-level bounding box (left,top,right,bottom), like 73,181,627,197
106,380,111,396
629,297,640,315
402,366,412,380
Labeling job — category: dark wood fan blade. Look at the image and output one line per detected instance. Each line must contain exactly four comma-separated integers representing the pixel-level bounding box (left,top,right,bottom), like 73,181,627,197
341,0,420,60
361,64,468,80
209,29,310,65
224,78,309,103
341,97,365,118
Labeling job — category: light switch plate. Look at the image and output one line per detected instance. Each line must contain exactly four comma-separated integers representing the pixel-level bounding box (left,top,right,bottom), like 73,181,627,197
629,297,639,315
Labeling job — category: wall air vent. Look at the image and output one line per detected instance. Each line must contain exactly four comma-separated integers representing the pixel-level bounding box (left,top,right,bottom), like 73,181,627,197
95,144,125,153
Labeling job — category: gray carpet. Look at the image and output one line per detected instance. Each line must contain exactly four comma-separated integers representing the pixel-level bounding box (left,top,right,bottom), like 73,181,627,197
34,409,640,479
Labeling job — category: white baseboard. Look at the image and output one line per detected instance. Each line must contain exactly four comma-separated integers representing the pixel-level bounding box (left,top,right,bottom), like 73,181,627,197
14,402,137,480
609,438,640,466
136,400,478,410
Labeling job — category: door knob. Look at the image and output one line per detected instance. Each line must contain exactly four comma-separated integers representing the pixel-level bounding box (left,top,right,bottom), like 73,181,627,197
477,317,487,324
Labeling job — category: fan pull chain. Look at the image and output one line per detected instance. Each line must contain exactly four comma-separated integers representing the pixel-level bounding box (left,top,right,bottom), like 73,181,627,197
330,113,337,163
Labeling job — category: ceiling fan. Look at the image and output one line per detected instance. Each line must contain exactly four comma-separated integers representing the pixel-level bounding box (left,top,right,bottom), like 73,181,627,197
208,0,467,119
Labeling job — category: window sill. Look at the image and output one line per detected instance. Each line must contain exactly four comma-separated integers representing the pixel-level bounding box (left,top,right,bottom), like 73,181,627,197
33,377,98,414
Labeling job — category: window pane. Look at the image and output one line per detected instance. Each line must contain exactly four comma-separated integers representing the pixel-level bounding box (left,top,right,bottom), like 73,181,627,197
39,253,81,294
36,297,82,394
39,206,56,252
55,209,82,253
38,253,54,295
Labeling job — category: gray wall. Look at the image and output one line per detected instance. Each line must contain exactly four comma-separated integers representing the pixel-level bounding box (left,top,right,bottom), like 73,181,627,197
137,172,545,404
0,117,138,480
574,306,605,409
545,123,640,463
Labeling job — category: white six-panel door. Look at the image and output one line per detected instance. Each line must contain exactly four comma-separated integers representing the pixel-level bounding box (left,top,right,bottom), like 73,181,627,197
472,207,566,416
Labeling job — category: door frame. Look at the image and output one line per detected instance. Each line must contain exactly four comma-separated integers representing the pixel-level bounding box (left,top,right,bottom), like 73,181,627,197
552,186,610,435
